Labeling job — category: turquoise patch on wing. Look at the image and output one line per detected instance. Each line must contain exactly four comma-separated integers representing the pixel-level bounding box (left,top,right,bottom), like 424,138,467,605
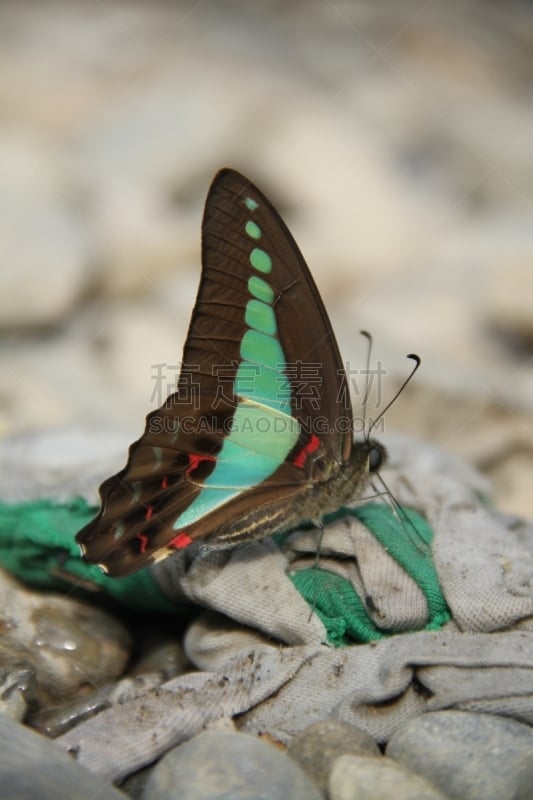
174,401,299,529
248,275,274,304
235,362,290,413
173,201,302,533
174,486,242,528
245,299,277,336
240,330,284,370
250,248,272,274
245,220,261,240
244,196,258,212
230,401,299,460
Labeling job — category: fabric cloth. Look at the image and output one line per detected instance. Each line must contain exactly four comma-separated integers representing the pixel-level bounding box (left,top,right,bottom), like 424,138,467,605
0,497,178,613
1,429,533,780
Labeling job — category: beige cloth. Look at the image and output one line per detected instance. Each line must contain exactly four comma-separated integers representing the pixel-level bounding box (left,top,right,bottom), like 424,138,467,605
51,433,533,780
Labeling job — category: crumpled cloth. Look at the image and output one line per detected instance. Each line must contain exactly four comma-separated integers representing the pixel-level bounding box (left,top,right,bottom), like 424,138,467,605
57,433,533,779
57,629,533,783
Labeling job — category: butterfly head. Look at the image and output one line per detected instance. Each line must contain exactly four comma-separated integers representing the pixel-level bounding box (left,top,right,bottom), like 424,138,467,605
343,435,387,498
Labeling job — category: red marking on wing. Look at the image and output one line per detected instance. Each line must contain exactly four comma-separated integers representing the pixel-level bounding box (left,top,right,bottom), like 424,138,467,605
292,434,321,468
145,505,153,520
169,532,193,550
161,476,168,490
137,532,149,554
186,453,216,477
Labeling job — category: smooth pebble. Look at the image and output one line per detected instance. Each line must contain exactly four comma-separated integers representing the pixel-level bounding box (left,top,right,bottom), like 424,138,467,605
387,710,533,800
0,667,36,722
0,568,131,706
288,719,380,794
142,729,322,800
0,131,87,329
329,753,448,800
0,714,127,800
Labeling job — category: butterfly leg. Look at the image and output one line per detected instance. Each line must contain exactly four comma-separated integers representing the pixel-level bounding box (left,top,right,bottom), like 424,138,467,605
307,518,325,623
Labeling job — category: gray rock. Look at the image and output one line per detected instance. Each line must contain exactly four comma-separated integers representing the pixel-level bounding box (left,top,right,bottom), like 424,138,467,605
142,729,322,800
130,630,190,680
387,710,533,800
0,714,127,800
0,667,36,722
0,427,131,503
0,569,131,706
485,257,533,343
120,764,154,800
516,758,533,800
86,184,191,297
329,754,448,800
0,131,87,329
32,673,165,738
288,719,380,794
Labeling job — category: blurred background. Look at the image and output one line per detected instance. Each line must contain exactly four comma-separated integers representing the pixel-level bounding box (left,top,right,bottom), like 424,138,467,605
1,1,532,515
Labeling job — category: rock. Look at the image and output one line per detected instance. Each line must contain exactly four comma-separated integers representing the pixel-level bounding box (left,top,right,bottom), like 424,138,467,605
485,256,533,343
129,628,190,680
142,729,322,800
88,183,195,297
74,63,240,195
0,714,127,800
0,427,131,503
0,569,131,707
0,130,87,329
32,673,166,738
386,710,533,800
288,719,380,794
383,382,533,519
120,764,154,800
485,447,533,520
261,94,433,284
85,302,190,416
0,667,37,722
329,753,448,800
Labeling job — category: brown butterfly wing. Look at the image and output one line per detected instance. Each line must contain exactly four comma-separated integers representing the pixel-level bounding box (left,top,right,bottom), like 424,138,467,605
77,169,353,575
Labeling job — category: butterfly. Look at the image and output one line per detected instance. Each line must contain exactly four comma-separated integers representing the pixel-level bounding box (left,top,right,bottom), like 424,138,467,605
77,168,387,576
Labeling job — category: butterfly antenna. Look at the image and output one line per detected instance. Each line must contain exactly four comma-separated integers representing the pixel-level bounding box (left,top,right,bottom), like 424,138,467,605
362,349,425,550
367,354,421,439
360,330,373,433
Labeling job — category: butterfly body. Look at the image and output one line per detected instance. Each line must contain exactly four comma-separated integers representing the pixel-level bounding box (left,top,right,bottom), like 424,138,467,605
77,169,386,576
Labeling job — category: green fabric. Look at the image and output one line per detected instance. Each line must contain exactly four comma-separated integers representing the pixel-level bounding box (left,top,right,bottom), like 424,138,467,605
0,498,451,645
289,504,451,646
0,499,178,613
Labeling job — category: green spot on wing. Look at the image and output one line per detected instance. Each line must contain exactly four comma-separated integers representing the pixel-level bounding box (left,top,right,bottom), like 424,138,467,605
245,197,259,211
245,299,277,336
241,330,284,371
248,275,274,304
235,361,290,413
245,220,261,240
230,401,299,460
250,248,272,274
208,438,279,487
173,486,240,528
